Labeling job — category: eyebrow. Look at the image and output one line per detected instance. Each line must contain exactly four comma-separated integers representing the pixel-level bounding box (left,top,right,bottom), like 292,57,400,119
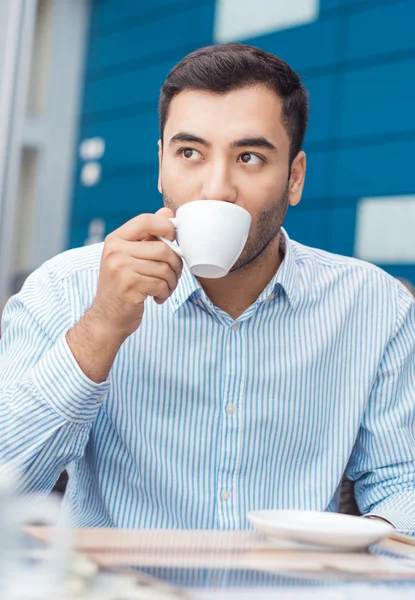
169,132,211,147
232,137,277,152
169,132,277,152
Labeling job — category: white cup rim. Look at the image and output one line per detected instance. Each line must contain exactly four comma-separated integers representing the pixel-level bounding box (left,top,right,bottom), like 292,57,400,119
176,200,250,218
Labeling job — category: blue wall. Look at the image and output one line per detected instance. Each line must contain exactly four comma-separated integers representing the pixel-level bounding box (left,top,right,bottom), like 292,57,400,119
69,0,415,280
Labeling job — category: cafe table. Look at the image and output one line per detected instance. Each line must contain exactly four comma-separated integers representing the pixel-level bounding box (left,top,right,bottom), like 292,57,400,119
24,526,415,599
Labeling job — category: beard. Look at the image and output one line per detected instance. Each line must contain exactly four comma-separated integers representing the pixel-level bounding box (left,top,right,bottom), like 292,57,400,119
230,185,289,271
162,183,290,273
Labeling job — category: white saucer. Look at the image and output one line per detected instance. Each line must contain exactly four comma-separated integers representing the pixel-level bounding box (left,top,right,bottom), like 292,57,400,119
248,510,393,552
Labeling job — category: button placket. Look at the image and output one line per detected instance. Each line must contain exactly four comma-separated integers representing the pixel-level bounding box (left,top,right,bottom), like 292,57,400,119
216,324,244,529
222,490,231,502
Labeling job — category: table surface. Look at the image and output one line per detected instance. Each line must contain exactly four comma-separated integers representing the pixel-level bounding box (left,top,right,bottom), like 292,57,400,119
25,527,415,598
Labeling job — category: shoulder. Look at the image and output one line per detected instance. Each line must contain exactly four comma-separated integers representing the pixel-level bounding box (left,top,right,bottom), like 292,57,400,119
289,239,413,324
43,243,104,283
17,244,103,320
291,239,402,291
2,244,104,336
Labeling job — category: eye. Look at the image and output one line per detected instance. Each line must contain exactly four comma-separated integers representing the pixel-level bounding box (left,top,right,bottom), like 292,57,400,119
238,152,264,165
179,148,202,161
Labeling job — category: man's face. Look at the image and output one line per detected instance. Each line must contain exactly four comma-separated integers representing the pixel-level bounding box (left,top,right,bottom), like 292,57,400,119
158,84,305,271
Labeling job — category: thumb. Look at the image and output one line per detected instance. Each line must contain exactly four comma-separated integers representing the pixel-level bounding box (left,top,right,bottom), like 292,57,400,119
155,206,175,219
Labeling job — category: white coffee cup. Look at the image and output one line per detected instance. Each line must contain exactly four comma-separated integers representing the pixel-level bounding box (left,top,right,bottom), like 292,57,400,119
158,200,252,278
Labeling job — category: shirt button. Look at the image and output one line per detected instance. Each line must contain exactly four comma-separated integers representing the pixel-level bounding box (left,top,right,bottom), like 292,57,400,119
226,403,236,415
222,490,231,501
231,323,239,332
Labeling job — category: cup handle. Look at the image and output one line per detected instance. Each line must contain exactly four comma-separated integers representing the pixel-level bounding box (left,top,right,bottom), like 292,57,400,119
157,218,184,258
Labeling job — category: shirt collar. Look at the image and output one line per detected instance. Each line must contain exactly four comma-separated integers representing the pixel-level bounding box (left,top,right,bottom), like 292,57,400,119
168,226,299,313
168,261,201,313
257,227,299,309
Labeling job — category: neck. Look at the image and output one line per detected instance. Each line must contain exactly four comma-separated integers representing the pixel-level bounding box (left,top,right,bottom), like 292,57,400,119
198,233,284,320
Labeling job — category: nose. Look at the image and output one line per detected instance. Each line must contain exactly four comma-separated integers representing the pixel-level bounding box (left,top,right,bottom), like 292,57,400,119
199,160,237,203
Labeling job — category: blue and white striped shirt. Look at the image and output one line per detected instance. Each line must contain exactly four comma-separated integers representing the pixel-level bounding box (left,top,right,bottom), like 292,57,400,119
1,229,415,531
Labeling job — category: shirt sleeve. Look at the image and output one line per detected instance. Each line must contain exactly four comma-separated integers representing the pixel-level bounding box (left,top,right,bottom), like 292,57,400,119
0,261,110,493
346,284,415,532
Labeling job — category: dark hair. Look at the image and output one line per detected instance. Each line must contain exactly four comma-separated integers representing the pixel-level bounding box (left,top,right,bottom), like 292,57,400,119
159,43,308,163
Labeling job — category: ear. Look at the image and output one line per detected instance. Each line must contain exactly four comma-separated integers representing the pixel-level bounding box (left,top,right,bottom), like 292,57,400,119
288,151,306,207
157,139,163,194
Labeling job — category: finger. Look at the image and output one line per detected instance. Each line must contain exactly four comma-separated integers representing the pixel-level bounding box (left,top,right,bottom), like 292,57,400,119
122,257,178,294
110,213,176,242
135,274,171,302
117,239,183,279
141,207,175,242
143,206,174,242
155,206,175,219
154,297,167,305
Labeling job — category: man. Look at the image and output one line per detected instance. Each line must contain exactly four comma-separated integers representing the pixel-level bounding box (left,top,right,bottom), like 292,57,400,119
1,43,415,530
